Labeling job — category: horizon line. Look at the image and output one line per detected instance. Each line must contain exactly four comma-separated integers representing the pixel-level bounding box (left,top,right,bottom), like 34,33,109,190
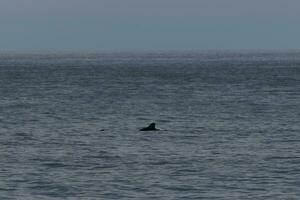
1,48,300,55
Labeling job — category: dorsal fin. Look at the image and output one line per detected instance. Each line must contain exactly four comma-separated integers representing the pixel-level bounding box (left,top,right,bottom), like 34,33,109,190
140,122,158,131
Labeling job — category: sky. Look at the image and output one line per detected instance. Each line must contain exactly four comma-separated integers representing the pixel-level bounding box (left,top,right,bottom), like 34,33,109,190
1,0,300,51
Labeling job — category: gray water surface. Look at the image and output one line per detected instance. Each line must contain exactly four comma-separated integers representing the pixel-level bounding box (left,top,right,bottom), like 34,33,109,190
1,51,300,199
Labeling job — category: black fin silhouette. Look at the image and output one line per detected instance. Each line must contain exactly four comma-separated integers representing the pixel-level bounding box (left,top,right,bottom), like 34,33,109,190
140,123,159,131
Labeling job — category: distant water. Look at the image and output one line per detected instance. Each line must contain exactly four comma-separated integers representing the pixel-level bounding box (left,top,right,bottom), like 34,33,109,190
1,51,300,199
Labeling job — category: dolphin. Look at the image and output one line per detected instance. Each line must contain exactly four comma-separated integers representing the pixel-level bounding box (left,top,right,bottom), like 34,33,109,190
140,123,159,131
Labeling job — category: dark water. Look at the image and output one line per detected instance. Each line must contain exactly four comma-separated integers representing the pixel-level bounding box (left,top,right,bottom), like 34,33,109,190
1,51,300,199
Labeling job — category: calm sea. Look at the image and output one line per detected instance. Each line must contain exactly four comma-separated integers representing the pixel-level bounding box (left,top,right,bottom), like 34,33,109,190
0,51,300,199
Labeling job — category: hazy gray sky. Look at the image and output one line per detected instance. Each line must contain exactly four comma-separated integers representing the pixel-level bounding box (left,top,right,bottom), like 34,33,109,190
1,0,300,51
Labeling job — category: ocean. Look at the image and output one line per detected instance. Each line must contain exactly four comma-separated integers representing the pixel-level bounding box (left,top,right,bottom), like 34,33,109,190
0,51,300,199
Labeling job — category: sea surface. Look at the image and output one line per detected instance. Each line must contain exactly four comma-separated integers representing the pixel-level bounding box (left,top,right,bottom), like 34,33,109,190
0,51,300,199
